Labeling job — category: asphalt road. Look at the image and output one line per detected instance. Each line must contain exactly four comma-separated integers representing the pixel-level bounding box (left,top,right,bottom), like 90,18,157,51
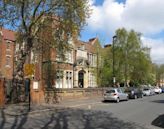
0,94,164,129
71,94,164,129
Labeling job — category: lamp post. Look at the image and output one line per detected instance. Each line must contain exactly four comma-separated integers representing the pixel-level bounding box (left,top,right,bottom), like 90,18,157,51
112,35,117,87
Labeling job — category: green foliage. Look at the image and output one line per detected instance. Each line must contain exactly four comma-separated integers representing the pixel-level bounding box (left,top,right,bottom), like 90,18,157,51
155,64,164,86
101,28,156,87
99,45,113,87
113,28,156,86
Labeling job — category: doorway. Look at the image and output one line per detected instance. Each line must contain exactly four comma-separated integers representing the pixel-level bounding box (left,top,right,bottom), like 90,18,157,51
78,70,85,88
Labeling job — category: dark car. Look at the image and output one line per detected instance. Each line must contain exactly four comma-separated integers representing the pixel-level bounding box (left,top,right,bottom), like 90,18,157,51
125,87,143,99
161,87,164,93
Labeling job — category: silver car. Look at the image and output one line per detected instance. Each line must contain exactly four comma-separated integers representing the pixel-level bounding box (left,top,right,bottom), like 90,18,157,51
104,88,129,103
143,88,151,96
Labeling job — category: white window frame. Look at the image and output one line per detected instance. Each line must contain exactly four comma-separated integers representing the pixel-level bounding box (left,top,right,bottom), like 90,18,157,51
56,70,63,88
65,71,73,88
5,56,11,67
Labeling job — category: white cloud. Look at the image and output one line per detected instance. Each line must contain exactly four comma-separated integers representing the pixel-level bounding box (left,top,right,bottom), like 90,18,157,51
88,0,124,34
86,0,164,64
88,0,164,34
142,37,164,64
122,0,164,34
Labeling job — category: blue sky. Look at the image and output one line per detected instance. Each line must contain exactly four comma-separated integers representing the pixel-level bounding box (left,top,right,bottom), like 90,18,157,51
80,0,164,64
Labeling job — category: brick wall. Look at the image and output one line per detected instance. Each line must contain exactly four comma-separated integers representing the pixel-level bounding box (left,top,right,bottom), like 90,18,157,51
0,28,15,79
0,78,5,107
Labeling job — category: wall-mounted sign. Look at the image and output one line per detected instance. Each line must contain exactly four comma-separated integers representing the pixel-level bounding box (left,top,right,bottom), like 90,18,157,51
33,81,39,90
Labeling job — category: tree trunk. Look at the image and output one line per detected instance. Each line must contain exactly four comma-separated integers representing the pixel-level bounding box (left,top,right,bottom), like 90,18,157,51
11,38,32,103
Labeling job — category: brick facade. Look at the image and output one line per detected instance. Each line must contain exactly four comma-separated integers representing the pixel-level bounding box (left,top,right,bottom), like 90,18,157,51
0,28,102,104
0,28,101,89
0,28,15,79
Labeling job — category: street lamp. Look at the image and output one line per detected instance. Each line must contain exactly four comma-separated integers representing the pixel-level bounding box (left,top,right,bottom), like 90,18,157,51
112,35,117,87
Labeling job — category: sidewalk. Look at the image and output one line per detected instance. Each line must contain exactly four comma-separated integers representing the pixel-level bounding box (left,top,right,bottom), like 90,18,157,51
2,96,103,116
2,103,62,116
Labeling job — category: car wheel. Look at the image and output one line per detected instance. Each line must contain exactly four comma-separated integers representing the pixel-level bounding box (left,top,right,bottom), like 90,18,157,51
126,96,129,101
116,98,120,103
134,95,137,99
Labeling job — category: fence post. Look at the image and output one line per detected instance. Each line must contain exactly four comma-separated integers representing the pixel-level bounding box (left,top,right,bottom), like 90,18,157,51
0,78,5,107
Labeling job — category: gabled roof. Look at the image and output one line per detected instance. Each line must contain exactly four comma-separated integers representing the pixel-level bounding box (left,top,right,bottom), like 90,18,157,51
1,28,16,41
75,37,101,53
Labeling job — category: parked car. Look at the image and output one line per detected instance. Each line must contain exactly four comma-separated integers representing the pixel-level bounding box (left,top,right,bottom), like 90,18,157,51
154,87,162,94
149,87,156,96
161,87,164,93
104,88,128,103
142,88,151,96
125,87,143,99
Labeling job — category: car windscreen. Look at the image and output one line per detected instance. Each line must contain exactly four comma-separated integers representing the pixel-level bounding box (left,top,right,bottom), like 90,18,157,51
143,88,149,91
125,87,135,92
106,90,115,93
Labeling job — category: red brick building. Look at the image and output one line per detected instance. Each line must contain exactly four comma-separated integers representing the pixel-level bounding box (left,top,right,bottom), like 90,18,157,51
0,28,103,103
0,28,102,89
0,28,15,80
40,37,101,89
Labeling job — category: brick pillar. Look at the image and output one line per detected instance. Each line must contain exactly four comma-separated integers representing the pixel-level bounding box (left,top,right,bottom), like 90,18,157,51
31,80,45,104
0,78,5,107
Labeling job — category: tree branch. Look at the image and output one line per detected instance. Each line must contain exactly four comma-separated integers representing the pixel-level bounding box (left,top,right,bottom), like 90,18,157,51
32,0,44,19
21,0,27,32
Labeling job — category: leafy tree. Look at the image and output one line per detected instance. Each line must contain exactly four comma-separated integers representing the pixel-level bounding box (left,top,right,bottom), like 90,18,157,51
100,45,113,87
156,64,164,86
112,28,155,86
95,28,156,87
0,0,90,102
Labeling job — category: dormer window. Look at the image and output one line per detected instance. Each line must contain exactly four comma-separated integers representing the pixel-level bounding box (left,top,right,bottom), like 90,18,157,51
6,56,11,67
6,41,11,50
78,45,85,50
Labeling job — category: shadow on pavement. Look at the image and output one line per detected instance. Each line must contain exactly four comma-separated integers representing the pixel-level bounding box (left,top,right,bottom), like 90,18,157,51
0,109,6,129
0,108,29,129
151,114,164,128
151,100,164,104
0,108,148,129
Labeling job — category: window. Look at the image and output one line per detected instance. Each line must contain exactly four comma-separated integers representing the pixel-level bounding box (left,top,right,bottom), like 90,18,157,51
88,54,92,66
15,43,19,52
66,72,69,88
89,73,97,87
56,48,63,62
106,90,115,94
6,56,10,66
66,71,72,88
6,41,10,50
6,50,10,56
31,51,38,63
93,55,97,67
117,89,122,93
78,45,85,50
66,50,73,63
56,70,63,88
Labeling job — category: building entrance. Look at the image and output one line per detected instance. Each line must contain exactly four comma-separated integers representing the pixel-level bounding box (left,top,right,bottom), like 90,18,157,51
78,70,85,88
